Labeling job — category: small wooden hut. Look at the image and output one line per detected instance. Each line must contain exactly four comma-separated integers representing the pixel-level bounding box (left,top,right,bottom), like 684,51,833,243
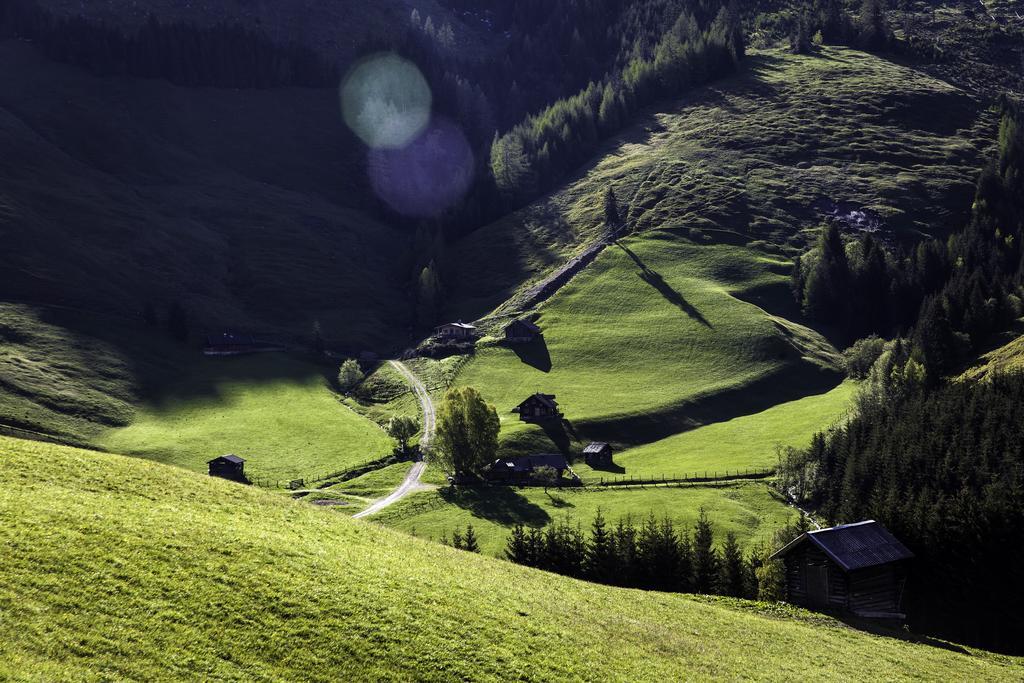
512,393,561,422
435,321,477,341
582,442,614,468
770,520,913,621
488,454,571,485
207,454,246,482
504,318,541,343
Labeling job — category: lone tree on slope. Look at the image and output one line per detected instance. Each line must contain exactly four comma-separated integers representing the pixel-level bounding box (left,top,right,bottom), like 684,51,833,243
387,415,420,456
337,359,364,394
434,386,500,480
604,186,621,228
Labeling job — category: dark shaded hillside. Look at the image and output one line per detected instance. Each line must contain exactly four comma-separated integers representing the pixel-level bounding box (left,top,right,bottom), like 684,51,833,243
31,0,489,63
0,40,411,346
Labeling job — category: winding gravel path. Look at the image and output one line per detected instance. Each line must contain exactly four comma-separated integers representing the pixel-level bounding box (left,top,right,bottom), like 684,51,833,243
353,360,434,519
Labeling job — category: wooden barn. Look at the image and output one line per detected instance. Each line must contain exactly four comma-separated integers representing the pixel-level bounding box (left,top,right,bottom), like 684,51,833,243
582,442,614,468
770,520,913,621
435,321,477,341
512,393,561,422
488,454,571,485
504,318,541,343
207,454,246,482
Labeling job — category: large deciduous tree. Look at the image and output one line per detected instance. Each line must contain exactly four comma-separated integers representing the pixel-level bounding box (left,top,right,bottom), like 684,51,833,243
434,386,500,479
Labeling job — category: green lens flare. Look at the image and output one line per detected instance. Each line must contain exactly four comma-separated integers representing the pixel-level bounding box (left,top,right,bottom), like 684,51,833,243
340,53,432,150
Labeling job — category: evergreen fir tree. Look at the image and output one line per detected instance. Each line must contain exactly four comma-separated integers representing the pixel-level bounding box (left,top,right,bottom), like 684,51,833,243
719,532,746,597
463,525,480,553
691,509,720,593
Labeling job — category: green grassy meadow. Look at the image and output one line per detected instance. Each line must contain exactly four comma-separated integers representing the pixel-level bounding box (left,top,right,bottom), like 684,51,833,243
98,354,394,481
573,380,857,482
378,481,796,557
456,235,844,459
2,435,1020,681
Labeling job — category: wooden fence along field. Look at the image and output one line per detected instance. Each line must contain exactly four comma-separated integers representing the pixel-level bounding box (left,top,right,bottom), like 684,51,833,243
594,468,775,487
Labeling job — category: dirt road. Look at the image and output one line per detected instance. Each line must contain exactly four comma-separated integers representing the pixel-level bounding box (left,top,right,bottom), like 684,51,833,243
353,360,434,519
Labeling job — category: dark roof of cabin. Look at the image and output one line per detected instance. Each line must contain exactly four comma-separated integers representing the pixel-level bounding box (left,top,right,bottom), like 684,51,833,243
770,520,913,571
517,393,557,408
583,442,611,454
507,318,541,333
494,454,569,472
209,454,245,465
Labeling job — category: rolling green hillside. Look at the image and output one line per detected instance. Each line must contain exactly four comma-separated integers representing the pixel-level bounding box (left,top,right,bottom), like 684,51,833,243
444,46,991,322
97,354,394,482
573,380,857,481
457,236,843,458
1,435,1020,681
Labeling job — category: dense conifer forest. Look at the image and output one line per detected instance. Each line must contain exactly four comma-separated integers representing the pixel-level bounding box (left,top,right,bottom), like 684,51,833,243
780,99,1024,652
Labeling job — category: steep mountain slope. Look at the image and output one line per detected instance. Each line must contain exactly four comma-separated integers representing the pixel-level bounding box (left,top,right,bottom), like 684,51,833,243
0,40,410,346
1,434,1020,681
33,0,491,62
444,46,992,322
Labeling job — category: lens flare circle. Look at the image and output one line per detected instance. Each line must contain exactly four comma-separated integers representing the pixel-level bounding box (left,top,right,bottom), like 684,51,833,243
368,118,475,218
340,53,432,150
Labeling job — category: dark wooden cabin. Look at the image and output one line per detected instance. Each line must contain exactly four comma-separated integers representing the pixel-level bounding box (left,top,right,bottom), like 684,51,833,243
504,318,541,343
208,454,246,482
582,442,614,468
435,321,477,341
488,454,571,484
770,520,913,621
511,393,561,422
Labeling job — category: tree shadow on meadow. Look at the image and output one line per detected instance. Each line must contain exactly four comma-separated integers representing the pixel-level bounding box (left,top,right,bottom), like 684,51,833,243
616,243,712,328
439,486,551,527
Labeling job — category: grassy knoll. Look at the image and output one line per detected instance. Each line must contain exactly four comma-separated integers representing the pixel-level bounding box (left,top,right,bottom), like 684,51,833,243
456,234,843,458
445,46,991,323
378,481,796,557
98,354,393,481
573,380,857,482
2,435,1020,681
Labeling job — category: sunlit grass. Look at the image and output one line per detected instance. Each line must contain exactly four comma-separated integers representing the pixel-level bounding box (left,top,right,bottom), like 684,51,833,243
2,435,1020,680
99,354,393,481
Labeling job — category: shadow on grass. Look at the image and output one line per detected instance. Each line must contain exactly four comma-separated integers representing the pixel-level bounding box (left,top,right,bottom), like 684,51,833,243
577,361,845,448
507,336,552,372
587,461,626,475
440,486,551,527
834,615,971,656
617,242,712,328
545,493,574,509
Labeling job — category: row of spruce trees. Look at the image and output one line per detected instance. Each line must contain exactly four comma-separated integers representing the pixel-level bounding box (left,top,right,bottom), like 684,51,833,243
490,2,743,208
497,510,809,600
